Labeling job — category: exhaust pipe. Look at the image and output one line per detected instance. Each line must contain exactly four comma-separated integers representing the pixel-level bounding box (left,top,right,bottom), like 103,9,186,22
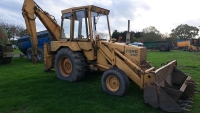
126,20,130,45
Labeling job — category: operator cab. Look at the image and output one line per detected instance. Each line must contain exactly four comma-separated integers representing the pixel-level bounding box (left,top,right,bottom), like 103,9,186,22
61,5,111,42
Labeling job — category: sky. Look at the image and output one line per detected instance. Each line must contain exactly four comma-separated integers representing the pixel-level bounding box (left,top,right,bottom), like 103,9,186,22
0,0,200,35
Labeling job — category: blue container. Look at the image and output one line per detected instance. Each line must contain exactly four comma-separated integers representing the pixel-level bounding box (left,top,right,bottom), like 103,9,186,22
17,30,51,55
176,39,185,42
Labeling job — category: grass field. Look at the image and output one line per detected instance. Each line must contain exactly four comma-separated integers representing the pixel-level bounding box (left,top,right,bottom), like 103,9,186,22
13,47,22,54
0,50,199,113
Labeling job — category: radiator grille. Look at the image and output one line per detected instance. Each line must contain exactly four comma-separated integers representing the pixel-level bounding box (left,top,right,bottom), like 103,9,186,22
139,48,147,66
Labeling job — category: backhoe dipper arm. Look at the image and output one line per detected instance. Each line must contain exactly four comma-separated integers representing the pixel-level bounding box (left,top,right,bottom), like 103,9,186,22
22,0,61,63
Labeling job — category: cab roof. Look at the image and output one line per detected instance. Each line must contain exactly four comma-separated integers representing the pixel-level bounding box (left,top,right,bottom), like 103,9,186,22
61,5,110,15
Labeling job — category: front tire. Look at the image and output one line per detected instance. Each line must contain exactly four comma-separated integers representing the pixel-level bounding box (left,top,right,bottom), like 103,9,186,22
101,67,129,97
0,57,12,64
54,48,86,82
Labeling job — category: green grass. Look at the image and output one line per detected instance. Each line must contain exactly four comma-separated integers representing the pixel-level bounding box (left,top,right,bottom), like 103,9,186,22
13,47,22,54
0,50,199,113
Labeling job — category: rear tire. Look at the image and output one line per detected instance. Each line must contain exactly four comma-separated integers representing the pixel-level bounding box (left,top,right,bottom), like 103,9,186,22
0,57,12,64
37,48,43,62
159,45,167,51
102,67,129,97
26,48,32,60
54,48,86,82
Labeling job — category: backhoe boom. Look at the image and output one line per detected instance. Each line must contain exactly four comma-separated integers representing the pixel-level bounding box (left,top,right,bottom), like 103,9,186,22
22,0,61,62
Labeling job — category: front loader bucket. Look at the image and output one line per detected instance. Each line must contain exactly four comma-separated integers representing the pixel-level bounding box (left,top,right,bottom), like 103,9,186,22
143,60,196,112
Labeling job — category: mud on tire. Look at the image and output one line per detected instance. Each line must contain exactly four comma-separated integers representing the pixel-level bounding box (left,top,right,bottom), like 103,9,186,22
54,48,86,82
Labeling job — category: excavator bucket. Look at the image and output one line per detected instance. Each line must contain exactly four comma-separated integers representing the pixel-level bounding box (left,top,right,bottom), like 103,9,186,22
143,60,196,112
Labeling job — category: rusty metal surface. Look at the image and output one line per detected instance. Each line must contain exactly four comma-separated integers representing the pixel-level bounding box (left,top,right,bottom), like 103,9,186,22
143,60,196,112
156,84,182,112
2,46,13,53
154,60,176,85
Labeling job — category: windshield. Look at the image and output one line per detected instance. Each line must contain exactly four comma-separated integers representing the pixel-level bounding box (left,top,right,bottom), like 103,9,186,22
61,10,109,41
61,13,71,39
73,10,89,39
91,12,109,40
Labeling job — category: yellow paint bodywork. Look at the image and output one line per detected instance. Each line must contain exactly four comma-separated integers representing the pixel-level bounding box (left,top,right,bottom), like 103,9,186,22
78,42,97,60
50,41,97,61
51,41,81,51
22,0,61,63
97,41,147,88
99,41,147,67
188,45,200,51
22,0,167,90
22,1,196,111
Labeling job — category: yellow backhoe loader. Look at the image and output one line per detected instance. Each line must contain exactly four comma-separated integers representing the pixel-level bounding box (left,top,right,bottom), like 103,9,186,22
22,0,196,112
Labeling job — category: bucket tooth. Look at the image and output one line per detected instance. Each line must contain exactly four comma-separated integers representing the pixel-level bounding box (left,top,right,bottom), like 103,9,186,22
179,103,192,108
187,80,198,85
186,105,192,108
178,100,193,104
187,98,193,101
184,101,193,104
186,81,195,86
180,103,192,108
181,108,190,112
186,80,194,82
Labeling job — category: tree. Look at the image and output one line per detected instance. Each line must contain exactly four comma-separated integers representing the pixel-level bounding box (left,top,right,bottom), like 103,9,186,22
134,32,142,38
140,26,162,42
112,30,142,42
169,32,177,46
112,30,119,39
161,32,169,39
130,35,137,43
142,26,160,34
16,25,27,37
0,20,27,40
171,24,199,40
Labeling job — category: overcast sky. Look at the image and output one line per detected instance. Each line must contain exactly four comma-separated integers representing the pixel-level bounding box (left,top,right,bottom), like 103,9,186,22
1,0,200,35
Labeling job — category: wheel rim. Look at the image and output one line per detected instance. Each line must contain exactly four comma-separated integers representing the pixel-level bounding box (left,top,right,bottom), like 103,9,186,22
28,51,32,59
161,46,165,51
59,57,72,77
106,75,120,92
37,52,42,61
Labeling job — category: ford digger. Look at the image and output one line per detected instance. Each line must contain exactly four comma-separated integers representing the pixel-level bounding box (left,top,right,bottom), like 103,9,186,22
22,0,196,112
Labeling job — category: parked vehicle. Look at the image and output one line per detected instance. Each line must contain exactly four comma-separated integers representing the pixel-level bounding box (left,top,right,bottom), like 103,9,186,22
177,39,200,52
12,45,16,49
17,30,51,61
130,42,144,46
0,26,13,64
143,38,173,51
21,0,196,112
